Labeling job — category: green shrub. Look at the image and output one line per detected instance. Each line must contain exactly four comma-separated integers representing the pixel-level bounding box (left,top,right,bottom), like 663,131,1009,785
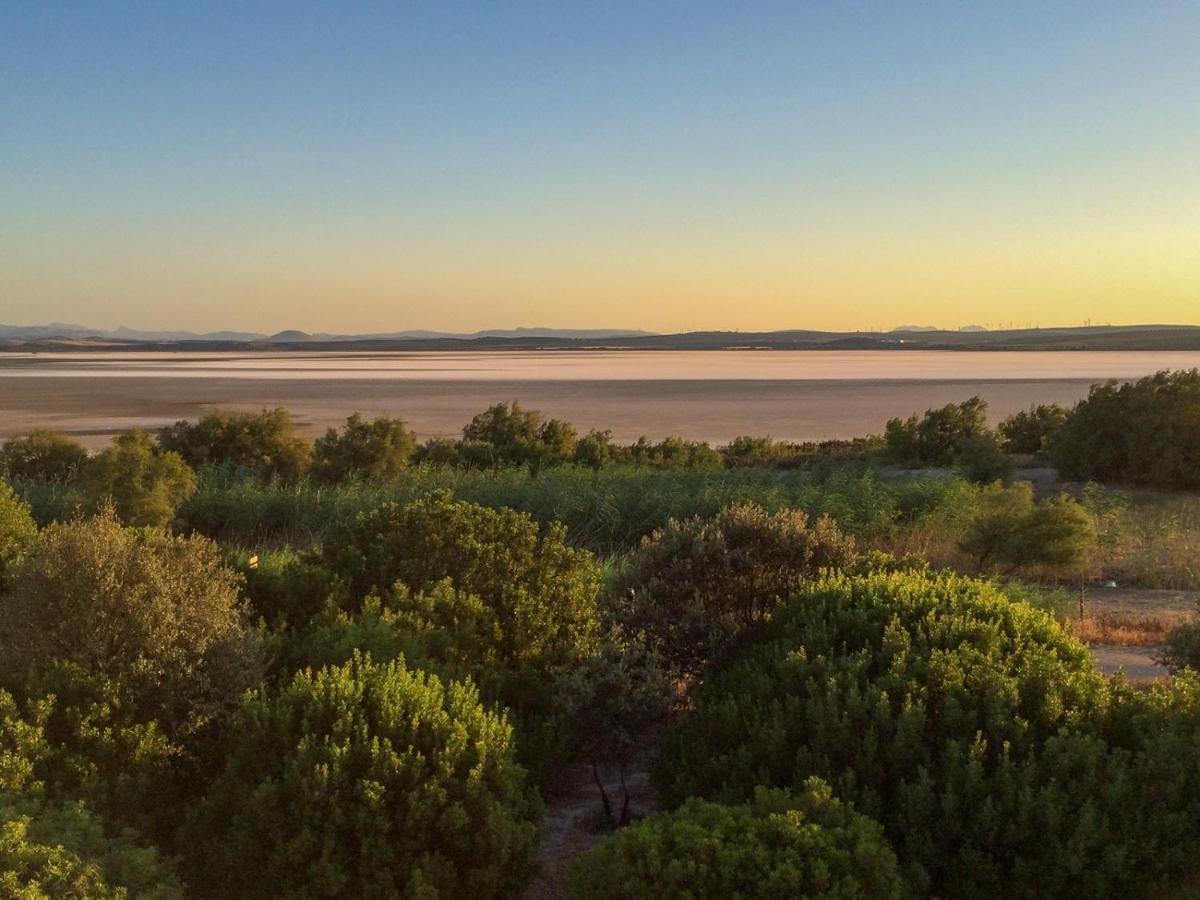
573,429,615,469
953,432,1014,484
311,413,415,482
999,404,1068,455
568,781,904,900
551,640,673,826
0,510,260,742
616,503,856,678
1,813,121,899
412,436,461,466
958,481,1095,576
0,481,37,584
0,431,88,482
320,491,601,675
884,396,990,466
1050,369,1200,488
159,408,312,480
0,793,183,899
625,435,723,469
656,571,1200,897
228,546,339,629
460,401,577,468
182,653,540,899
1158,616,1200,673
77,431,196,527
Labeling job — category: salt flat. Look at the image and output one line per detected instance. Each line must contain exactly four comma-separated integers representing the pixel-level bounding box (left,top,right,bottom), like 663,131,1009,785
1,349,1195,447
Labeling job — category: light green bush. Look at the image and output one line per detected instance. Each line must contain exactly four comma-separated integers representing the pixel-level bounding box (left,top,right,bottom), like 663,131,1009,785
656,571,1200,898
182,653,540,899
311,413,415,482
0,431,88,483
0,481,37,584
568,780,904,900
77,431,196,527
159,408,312,480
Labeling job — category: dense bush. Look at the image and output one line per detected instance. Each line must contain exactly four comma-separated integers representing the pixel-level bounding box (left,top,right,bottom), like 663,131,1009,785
182,653,540,899
0,480,37,584
568,780,904,900
159,408,312,480
311,413,416,482
551,640,673,825
958,481,1094,575
616,503,856,678
0,793,183,899
77,430,196,526
0,510,260,742
459,400,578,468
953,432,1015,484
228,546,339,629
1050,369,1200,488
1158,616,1200,673
0,430,89,482
884,396,991,466
999,404,1068,455
656,571,1200,897
625,435,723,469
320,492,601,676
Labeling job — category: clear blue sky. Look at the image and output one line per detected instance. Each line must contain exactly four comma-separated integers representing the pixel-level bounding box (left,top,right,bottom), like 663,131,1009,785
3,1,1198,332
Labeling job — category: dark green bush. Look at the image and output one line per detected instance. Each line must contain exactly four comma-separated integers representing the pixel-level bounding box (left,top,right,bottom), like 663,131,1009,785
656,571,1200,898
625,435,723,469
568,780,904,900
0,430,89,482
77,431,196,527
999,404,1068,455
953,432,1014,484
616,503,856,678
958,481,1095,575
311,413,415,482
159,408,312,480
182,653,540,899
460,401,577,468
884,396,991,466
228,546,339,629
1050,369,1200,488
320,491,601,675
1158,615,1200,673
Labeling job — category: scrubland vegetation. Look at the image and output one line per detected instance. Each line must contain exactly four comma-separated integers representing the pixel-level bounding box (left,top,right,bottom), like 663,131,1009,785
2,369,1200,898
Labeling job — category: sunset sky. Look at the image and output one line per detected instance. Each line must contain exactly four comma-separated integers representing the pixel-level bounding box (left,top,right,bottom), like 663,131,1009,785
3,2,1198,334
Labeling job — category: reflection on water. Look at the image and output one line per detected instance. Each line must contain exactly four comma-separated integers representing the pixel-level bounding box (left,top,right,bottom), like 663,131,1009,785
1,350,1198,381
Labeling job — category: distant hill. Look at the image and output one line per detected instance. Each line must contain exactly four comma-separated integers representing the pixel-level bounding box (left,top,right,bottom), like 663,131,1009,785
2,323,1199,352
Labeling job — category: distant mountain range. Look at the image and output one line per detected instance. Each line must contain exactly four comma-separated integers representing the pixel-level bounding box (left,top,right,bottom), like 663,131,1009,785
0,323,656,343
2,323,1199,352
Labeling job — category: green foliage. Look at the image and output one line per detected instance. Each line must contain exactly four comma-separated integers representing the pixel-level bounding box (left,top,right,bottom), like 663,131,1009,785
77,431,196,527
159,408,312,480
1158,615,1200,673
999,404,1068,455
0,793,183,899
656,571,1200,897
568,781,904,900
311,413,415,482
884,396,991,466
0,510,260,742
625,435,723,469
953,432,1014,484
572,429,615,469
182,653,540,899
0,481,37,584
0,431,88,483
228,546,339,629
321,491,601,675
460,401,578,468
958,481,1095,575
1050,369,1200,488
616,503,857,678
181,462,976,559
551,640,673,825
0,814,121,899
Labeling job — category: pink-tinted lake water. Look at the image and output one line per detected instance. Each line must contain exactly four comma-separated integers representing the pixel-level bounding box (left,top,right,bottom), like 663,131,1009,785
0,350,1195,446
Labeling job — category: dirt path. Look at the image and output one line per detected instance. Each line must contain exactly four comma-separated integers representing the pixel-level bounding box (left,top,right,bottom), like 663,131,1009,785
524,755,658,900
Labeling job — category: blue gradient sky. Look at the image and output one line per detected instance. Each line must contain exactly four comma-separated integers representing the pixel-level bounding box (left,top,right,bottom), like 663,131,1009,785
3,2,1198,332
